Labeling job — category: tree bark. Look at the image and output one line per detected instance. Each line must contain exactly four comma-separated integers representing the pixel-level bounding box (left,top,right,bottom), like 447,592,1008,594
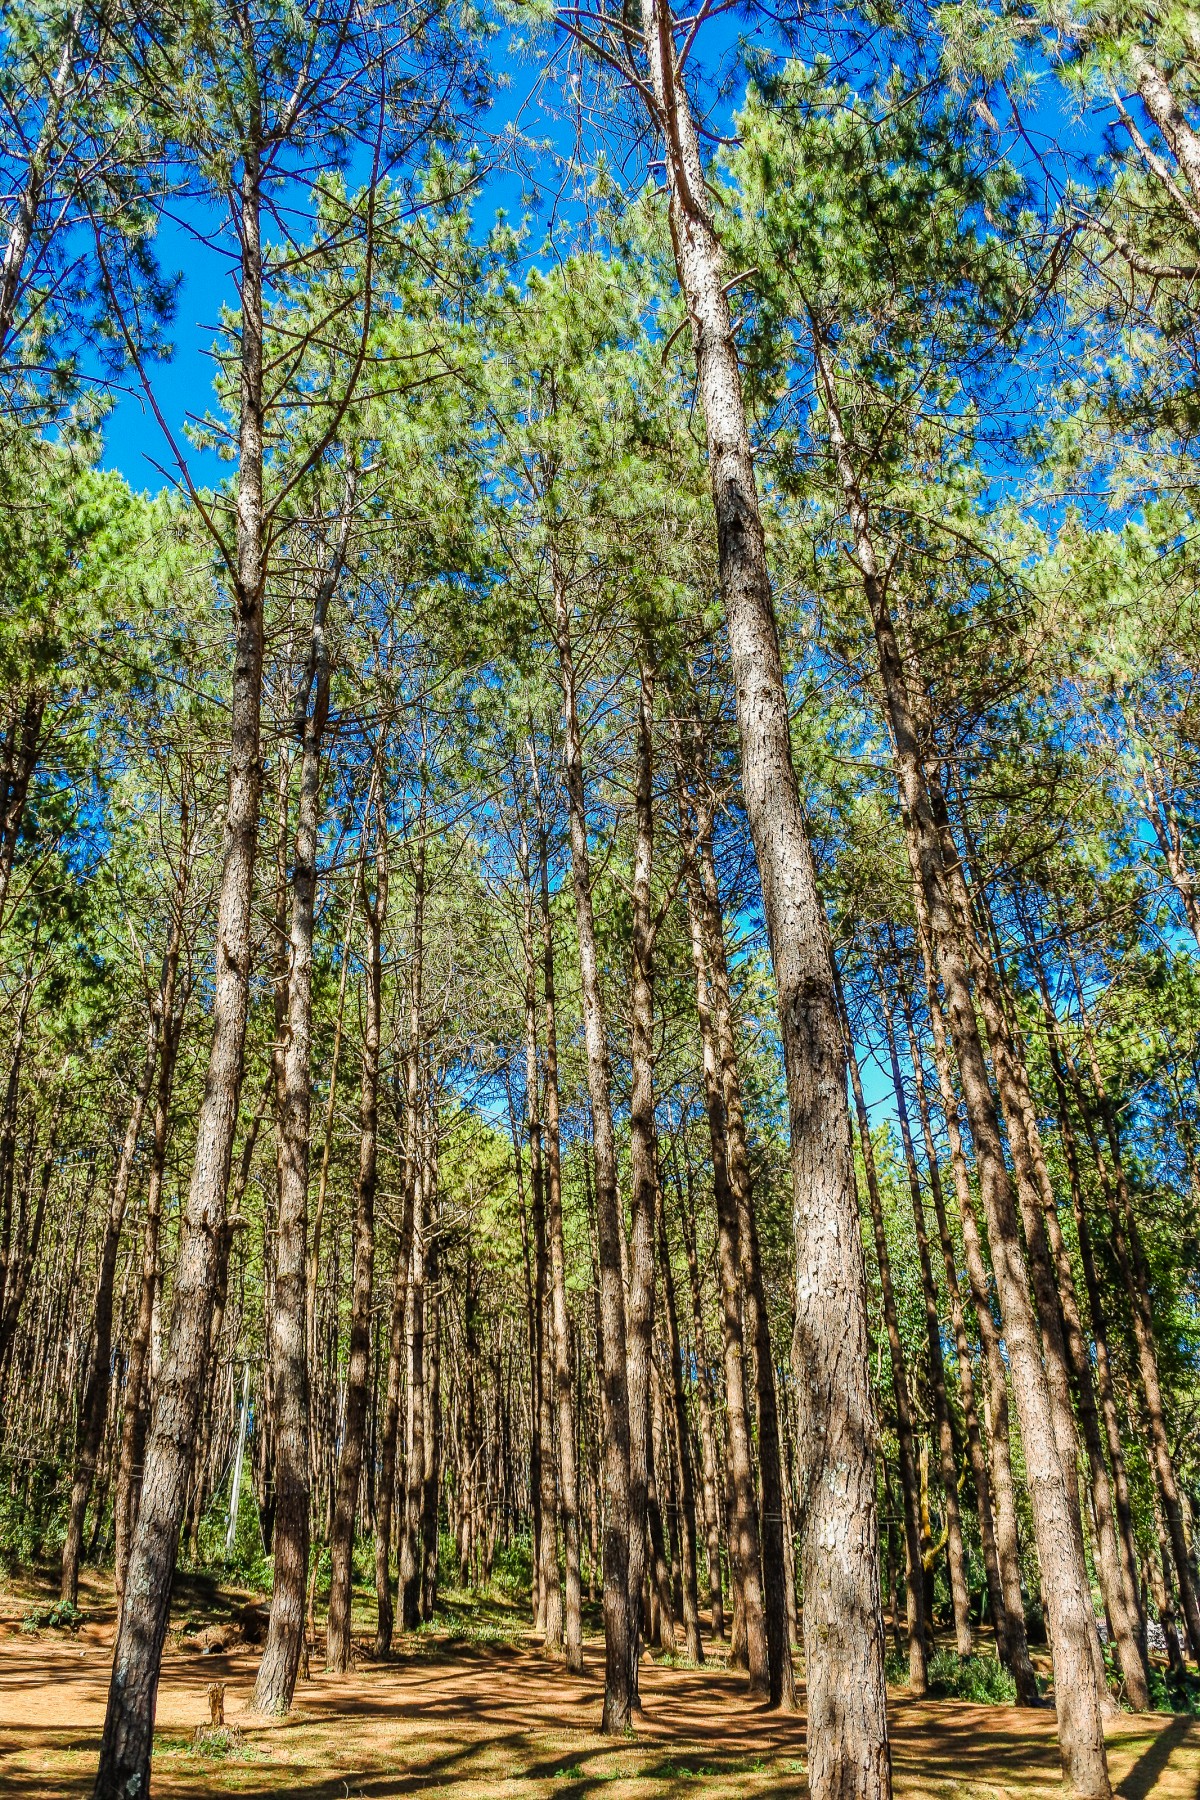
326,786,386,1673
674,1146,724,1641
552,562,632,1734
254,540,342,1712
813,327,1106,1791
877,978,972,1657
835,965,928,1695
94,142,267,1800
533,743,583,1673
375,817,424,1657
639,19,889,1787
657,1174,703,1663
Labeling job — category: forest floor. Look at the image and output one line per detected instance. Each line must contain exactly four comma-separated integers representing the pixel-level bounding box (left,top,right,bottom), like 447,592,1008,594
0,1568,1198,1799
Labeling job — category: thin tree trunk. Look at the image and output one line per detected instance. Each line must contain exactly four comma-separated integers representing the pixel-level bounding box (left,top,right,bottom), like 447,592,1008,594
674,1146,724,1641
533,743,583,1673
94,144,267,1800
552,562,632,1734
375,817,424,1656
61,995,161,1607
326,788,386,1673
878,978,972,1657
835,965,927,1695
255,538,342,1712
694,800,794,1708
657,1175,703,1663
681,857,767,1696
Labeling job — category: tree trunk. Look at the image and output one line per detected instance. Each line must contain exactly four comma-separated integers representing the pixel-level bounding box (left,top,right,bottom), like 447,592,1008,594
114,866,189,1613
254,552,341,1712
1065,936,1200,1664
681,859,768,1697
552,563,632,1734
657,1175,703,1662
375,819,424,1656
533,745,583,1672
61,1000,161,1607
835,966,927,1695
814,328,1106,1791
94,146,267,1800
674,1147,724,1641
326,793,385,1673
878,979,972,1657
641,20,889,1788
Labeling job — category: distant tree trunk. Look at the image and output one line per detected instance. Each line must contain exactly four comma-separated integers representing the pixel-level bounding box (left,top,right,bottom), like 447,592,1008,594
401,1100,428,1633
656,1176,703,1663
521,818,562,1653
61,998,162,1608
877,979,971,1658
421,1166,442,1622
674,1147,723,1641
835,966,927,1695
326,791,386,1673
899,951,1035,1701
1065,935,1200,1665
255,529,344,1712
94,143,268,1800
552,562,632,1734
681,860,768,1697
533,745,583,1673
375,818,424,1657
625,654,660,1705
114,854,189,1613
1030,947,1146,1651
640,15,889,1782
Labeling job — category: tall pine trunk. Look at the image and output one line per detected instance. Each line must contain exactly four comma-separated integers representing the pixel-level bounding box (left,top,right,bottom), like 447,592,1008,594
641,18,889,1789
94,144,267,1800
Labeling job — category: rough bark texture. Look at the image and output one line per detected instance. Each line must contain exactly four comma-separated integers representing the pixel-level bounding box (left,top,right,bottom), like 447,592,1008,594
93,146,267,1800
254,568,338,1713
639,20,889,1789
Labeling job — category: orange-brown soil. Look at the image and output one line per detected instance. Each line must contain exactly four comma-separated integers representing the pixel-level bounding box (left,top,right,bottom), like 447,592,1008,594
0,1575,1196,1799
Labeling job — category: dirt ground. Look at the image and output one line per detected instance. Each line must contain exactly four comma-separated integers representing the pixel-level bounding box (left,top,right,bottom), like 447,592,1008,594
1,1573,1198,1799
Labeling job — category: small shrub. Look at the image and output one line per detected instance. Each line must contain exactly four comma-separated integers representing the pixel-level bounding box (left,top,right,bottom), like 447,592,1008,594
927,1649,1017,1704
1149,1666,1200,1716
21,1599,82,1633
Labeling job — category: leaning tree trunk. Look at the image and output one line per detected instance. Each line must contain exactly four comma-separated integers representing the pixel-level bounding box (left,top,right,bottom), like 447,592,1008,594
812,335,1109,1795
641,19,889,1791
326,797,386,1674
552,562,632,1735
94,146,267,1800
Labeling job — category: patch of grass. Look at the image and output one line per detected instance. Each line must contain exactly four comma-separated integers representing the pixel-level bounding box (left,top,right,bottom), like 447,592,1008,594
191,1722,245,1758
554,1765,587,1779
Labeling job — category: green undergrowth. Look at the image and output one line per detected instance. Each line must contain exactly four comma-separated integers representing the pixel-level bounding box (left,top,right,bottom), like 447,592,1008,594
886,1646,1018,1702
